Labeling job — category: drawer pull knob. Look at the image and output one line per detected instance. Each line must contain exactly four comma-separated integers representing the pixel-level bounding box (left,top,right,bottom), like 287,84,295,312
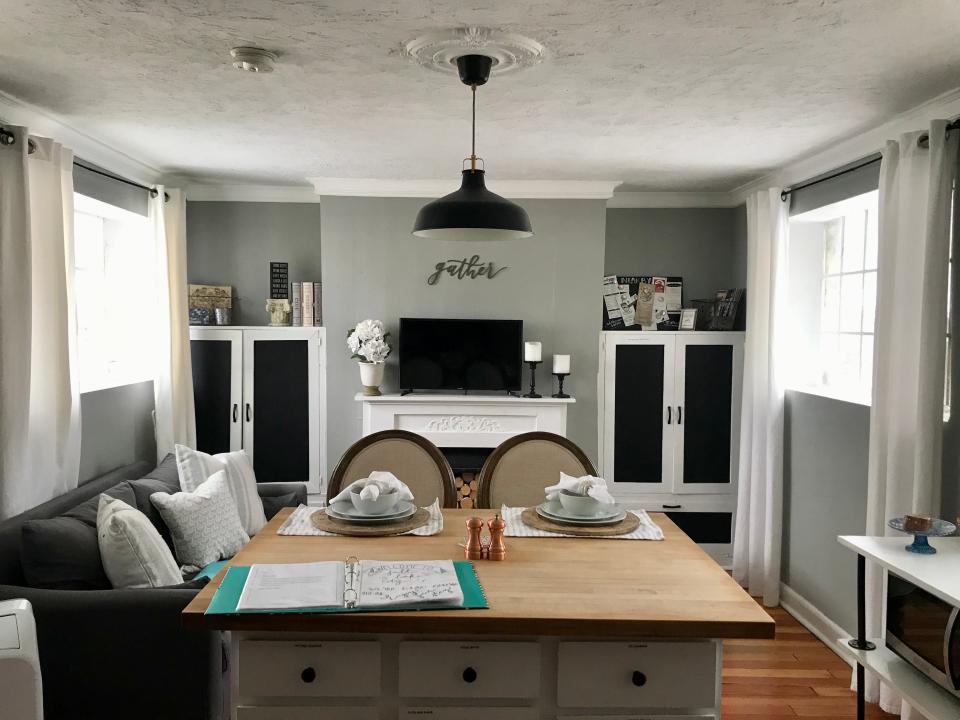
631,670,647,687
462,666,478,683
300,666,317,684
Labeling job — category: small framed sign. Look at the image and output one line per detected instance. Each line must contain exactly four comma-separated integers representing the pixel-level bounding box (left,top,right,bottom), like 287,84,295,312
269,262,289,299
679,308,698,330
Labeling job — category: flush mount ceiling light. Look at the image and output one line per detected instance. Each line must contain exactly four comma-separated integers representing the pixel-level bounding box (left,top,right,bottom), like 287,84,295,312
230,46,277,73
412,53,533,241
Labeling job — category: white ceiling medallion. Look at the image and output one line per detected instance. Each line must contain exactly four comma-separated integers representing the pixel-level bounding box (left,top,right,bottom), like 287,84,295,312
402,27,545,76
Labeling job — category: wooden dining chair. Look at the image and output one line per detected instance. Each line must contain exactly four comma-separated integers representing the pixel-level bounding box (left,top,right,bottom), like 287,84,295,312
476,431,598,509
326,430,458,508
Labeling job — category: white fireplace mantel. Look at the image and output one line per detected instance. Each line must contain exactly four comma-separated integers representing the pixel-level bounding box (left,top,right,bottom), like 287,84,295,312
356,393,575,448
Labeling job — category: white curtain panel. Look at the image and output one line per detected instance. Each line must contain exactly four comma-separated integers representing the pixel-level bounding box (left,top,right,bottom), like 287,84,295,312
151,186,196,460
732,187,789,607
0,128,81,520
862,121,958,717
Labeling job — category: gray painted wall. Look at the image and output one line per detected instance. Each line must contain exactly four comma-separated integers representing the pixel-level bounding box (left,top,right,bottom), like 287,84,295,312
186,201,322,326
782,390,870,634
605,207,747,304
79,381,156,483
320,197,607,477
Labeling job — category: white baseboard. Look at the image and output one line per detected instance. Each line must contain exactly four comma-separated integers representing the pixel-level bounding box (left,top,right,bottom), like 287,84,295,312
779,583,854,668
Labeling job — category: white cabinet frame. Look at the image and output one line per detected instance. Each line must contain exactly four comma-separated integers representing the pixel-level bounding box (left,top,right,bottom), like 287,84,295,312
191,326,326,493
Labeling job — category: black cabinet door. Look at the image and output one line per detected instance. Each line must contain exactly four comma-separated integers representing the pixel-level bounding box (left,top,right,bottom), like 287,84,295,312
679,342,734,487
610,340,672,486
246,335,313,483
190,333,241,454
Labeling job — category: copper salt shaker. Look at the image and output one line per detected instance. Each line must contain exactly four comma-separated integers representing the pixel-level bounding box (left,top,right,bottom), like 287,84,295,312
487,513,506,561
465,516,485,560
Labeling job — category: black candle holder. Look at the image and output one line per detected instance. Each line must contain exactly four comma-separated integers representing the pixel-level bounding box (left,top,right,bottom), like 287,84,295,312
552,373,570,399
523,361,542,398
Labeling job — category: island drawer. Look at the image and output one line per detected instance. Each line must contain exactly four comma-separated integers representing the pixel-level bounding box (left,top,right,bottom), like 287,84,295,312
399,641,540,698
238,640,380,697
556,641,718,708
238,708,378,720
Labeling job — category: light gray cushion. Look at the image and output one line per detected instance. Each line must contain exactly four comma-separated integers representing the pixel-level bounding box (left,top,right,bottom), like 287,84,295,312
150,470,250,570
174,445,267,537
97,495,183,589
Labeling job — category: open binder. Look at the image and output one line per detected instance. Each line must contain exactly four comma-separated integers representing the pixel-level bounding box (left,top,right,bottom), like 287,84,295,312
205,558,487,615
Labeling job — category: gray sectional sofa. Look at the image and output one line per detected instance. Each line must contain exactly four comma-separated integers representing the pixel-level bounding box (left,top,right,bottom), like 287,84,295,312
0,455,306,720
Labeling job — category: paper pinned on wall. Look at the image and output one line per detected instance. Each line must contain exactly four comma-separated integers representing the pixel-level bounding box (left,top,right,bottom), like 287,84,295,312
602,275,625,328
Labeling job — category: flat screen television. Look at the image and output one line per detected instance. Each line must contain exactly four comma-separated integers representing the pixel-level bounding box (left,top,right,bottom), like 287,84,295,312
398,318,523,393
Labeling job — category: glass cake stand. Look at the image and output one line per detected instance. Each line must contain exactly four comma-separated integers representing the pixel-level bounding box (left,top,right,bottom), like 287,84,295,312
888,517,957,554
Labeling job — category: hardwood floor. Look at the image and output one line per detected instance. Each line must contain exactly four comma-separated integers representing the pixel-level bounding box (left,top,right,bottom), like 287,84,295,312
722,603,897,719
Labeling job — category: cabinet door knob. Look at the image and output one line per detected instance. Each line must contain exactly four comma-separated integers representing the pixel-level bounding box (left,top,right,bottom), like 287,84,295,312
677,405,682,424
462,666,478,683
232,404,238,423
667,406,672,424
300,666,316,683
631,670,647,687
245,403,251,422
662,504,682,509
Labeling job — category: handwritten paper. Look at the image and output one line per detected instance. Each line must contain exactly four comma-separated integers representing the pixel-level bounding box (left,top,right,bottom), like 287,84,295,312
358,560,464,609
236,561,343,611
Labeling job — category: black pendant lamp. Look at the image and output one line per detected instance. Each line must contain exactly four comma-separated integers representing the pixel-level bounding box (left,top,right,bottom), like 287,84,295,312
412,54,533,241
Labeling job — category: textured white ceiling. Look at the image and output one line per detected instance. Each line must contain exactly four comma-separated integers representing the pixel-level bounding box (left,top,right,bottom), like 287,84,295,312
1,0,959,190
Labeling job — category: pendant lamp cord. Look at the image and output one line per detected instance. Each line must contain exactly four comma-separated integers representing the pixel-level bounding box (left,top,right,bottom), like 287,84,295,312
470,84,477,171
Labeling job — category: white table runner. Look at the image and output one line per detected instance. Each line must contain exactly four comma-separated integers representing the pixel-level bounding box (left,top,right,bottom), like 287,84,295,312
276,500,444,537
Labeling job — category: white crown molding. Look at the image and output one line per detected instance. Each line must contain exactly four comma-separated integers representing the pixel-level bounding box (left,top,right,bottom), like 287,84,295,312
184,183,322,203
0,89,163,186
606,191,739,208
308,177,620,199
730,85,960,204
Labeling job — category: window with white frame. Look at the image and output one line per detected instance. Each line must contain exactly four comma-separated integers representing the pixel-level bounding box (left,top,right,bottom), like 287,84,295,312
786,190,879,404
74,193,156,393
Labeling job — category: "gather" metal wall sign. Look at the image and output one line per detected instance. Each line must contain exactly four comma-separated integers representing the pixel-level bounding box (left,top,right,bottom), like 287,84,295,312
427,255,509,286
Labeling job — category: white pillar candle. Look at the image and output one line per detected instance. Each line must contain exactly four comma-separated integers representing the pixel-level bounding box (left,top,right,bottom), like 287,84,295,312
553,354,570,374
524,341,542,362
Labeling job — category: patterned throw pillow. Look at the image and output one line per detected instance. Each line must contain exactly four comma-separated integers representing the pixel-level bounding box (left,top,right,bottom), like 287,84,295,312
174,445,267,536
150,470,250,570
96,495,183,588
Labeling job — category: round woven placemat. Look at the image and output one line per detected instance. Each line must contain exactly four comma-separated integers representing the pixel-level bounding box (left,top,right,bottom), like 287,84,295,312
310,507,431,536
520,507,640,536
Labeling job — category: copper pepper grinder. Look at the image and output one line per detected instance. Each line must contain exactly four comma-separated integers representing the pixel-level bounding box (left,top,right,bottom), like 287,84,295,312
465,516,485,561
487,512,506,561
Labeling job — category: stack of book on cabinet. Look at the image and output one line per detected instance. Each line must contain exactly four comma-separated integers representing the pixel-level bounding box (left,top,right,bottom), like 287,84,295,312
291,281,322,326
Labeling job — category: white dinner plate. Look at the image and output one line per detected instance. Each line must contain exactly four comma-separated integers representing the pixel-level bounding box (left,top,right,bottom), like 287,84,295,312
326,500,417,524
536,502,626,525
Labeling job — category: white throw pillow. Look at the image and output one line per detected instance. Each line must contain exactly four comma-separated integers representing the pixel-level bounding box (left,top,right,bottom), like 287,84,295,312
174,445,266,536
150,470,250,570
96,495,183,589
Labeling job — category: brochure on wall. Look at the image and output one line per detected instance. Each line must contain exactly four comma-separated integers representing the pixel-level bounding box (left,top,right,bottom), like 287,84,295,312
602,275,683,330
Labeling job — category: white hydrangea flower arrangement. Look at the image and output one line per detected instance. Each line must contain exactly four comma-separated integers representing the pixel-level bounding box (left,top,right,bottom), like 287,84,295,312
347,319,391,363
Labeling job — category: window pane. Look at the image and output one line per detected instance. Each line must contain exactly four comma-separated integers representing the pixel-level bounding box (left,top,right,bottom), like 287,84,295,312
825,333,861,389
821,276,841,332
824,220,842,275
862,271,877,333
839,274,864,333
842,210,866,273
74,212,104,270
865,206,879,270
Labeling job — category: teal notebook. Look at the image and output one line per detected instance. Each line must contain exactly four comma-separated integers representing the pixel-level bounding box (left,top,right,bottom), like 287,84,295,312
205,560,487,615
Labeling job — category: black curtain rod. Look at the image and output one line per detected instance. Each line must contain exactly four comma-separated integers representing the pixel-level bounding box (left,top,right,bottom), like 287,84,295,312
779,154,881,202
1,126,167,202
73,159,169,202
782,119,960,201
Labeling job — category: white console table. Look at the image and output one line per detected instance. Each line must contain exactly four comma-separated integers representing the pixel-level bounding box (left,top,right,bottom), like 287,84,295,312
837,535,960,720
355,393,575,448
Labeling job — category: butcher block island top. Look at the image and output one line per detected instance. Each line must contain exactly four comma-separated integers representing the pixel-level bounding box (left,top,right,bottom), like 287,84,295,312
183,508,774,639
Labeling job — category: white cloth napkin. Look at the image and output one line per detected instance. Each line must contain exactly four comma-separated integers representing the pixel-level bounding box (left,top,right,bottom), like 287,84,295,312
544,472,616,505
328,471,414,505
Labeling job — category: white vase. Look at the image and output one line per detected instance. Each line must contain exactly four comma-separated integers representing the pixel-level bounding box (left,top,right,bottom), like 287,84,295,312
358,361,385,396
